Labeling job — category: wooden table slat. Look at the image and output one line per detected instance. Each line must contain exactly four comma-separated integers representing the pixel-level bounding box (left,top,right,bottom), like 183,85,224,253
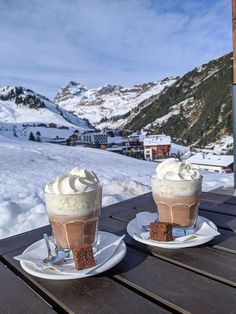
2,250,170,314
199,201,236,216
1,192,236,314
4,245,236,314
201,192,233,203
198,210,236,232
100,217,236,285
111,247,236,314
224,196,236,205
101,214,236,254
111,201,236,233
0,225,51,256
151,247,236,287
0,261,55,314
101,193,152,219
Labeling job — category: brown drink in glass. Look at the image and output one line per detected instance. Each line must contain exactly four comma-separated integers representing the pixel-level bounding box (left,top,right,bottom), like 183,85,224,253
151,176,202,228
44,168,102,252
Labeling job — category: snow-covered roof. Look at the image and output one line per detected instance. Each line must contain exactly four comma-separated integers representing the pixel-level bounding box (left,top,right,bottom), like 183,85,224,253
129,131,147,138
143,134,171,146
187,152,233,167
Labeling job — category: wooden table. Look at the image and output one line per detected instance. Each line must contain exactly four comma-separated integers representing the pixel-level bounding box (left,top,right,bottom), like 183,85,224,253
0,192,236,314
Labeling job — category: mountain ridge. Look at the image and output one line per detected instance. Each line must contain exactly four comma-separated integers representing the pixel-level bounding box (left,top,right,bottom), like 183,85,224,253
54,52,233,147
124,52,232,147
0,85,92,128
0,85,93,141
0,52,233,148
54,77,177,130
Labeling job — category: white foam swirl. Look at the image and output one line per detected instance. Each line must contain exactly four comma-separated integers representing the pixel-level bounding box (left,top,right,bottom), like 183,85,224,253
156,158,200,180
45,167,100,195
44,167,101,216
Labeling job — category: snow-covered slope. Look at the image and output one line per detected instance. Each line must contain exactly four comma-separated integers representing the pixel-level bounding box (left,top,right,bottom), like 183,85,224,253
0,86,92,128
0,135,233,239
54,78,176,129
0,86,93,140
125,53,233,148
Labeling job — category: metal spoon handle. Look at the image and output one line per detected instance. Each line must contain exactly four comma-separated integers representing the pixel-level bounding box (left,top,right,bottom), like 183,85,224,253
43,233,52,256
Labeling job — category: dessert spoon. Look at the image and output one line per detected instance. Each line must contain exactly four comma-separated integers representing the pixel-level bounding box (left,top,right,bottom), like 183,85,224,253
43,233,65,265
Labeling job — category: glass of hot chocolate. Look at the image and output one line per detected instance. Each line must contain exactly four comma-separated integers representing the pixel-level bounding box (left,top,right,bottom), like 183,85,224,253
151,159,202,230
44,167,102,254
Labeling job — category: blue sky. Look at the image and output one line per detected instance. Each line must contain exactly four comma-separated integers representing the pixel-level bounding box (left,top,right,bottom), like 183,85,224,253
0,0,231,99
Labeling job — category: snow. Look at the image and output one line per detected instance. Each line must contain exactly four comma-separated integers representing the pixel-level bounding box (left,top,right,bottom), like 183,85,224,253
213,136,233,154
170,143,189,155
55,78,177,129
0,86,91,130
0,86,94,142
187,152,233,167
0,99,73,126
0,135,233,240
0,122,86,143
144,98,195,130
144,134,171,146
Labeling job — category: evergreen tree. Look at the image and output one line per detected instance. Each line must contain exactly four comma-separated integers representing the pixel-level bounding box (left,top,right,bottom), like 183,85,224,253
36,131,41,142
28,132,35,141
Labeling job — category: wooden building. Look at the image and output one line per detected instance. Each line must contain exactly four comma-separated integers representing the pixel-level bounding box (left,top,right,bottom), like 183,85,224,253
143,134,171,161
68,133,78,146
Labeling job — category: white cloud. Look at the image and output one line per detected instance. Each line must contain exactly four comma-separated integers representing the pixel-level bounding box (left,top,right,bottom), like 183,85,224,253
0,0,231,98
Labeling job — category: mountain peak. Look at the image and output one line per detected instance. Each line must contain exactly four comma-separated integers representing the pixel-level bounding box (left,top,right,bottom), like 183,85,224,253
54,78,177,128
0,85,93,130
0,85,49,109
54,81,88,103
97,84,123,95
67,81,87,89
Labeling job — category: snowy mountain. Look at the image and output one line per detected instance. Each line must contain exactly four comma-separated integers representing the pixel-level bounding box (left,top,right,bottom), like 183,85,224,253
125,52,233,148
55,52,233,149
0,86,93,140
0,135,232,239
54,78,177,130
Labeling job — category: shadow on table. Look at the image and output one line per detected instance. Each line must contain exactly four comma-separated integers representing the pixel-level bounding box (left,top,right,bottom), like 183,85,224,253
208,227,236,249
108,246,148,276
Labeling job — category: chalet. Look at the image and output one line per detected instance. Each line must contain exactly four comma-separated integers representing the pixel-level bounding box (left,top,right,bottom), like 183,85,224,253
68,133,78,146
143,134,171,161
187,153,233,173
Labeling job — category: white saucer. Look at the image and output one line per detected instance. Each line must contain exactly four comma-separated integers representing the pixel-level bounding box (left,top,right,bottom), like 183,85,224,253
20,231,126,280
127,216,218,249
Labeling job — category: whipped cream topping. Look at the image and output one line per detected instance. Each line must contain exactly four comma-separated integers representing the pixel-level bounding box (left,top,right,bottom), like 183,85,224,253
45,167,100,195
156,158,200,180
44,167,102,216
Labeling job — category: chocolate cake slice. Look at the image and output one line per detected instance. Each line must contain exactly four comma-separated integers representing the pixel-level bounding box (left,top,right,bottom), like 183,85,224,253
72,244,96,270
150,221,173,241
